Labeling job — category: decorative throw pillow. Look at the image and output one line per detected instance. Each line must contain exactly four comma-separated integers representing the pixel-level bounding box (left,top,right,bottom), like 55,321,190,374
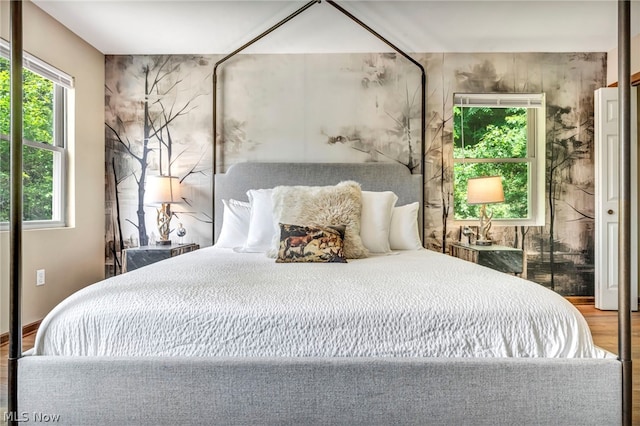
270,181,368,259
389,202,422,250
276,224,347,263
214,199,251,249
360,191,398,253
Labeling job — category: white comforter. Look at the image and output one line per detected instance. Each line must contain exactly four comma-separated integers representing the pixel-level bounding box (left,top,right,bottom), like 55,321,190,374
33,247,607,358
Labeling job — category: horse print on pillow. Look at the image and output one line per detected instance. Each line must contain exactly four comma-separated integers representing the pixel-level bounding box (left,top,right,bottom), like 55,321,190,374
276,224,347,263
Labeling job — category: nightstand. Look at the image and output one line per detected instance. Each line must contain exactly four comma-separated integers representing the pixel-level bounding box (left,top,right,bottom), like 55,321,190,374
449,243,524,276
123,243,199,272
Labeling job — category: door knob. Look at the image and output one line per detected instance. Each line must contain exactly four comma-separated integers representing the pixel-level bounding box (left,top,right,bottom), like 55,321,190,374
607,209,615,215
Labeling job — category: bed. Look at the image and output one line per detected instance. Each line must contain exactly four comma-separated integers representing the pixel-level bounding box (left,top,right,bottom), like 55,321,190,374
32,247,605,359
10,0,632,424
17,161,621,425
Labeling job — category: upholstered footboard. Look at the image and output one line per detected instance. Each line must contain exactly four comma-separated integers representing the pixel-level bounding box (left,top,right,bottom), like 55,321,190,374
18,355,620,425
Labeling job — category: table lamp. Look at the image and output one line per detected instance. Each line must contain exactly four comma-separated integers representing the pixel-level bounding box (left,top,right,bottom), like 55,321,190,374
146,175,182,245
466,175,504,246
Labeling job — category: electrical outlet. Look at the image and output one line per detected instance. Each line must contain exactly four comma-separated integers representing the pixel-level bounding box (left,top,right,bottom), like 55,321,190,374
36,269,45,286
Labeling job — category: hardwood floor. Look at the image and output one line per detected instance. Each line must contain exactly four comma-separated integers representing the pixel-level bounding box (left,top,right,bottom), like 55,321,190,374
0,306,638,422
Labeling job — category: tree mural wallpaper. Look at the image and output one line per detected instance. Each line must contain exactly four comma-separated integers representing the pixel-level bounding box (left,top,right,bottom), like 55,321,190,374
105,55,213,275
105,51,606,297
216,53,421,167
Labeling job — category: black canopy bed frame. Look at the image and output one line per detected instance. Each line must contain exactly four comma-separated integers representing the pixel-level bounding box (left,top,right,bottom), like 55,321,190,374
7,0,633,424
211,0,427,243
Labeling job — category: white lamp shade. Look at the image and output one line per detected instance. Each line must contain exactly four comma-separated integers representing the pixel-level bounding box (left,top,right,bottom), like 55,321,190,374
146,175,182,204
467,176,504,205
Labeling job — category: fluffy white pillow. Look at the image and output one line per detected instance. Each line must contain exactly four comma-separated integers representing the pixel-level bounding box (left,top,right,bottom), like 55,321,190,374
360,191,398,253
214,199,250,249
237,188,275,253
270,181,368,259
389,202,422,250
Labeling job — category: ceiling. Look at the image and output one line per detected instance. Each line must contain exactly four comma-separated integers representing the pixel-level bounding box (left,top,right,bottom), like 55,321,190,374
32,0,640,55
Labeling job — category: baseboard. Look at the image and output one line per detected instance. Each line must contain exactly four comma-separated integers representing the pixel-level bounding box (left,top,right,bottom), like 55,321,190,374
565,296,640,306
565,296,595,305
0,320,41,346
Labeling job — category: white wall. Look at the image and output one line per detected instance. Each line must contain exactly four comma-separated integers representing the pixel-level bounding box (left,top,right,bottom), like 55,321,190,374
0,1,105,334
606,33,640,86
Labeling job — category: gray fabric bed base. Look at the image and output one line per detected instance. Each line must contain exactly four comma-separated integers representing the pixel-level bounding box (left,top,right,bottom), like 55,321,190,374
18,355,620,425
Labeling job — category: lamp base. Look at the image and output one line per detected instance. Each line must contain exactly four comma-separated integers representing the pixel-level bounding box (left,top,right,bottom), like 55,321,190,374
475,240,493,246
156,240,172,246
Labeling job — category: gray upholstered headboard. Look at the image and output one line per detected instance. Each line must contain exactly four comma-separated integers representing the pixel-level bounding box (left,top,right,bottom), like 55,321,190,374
214,162,423,243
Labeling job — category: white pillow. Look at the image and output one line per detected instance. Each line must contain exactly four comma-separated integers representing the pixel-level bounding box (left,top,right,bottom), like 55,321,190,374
238,188,276,253
213,199,250,249
360,191,398,253
389,202,422,250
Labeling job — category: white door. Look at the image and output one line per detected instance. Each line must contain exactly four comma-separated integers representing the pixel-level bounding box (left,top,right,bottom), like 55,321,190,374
594,87,638,310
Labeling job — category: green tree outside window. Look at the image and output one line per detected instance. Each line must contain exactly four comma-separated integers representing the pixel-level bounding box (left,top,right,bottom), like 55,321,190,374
453,105,531,221
0,56,56,222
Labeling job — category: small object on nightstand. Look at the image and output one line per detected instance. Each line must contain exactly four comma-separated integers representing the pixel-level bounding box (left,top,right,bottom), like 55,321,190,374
129,233,139,248
450,242,524,276
461,226,474,244
176,223,186,244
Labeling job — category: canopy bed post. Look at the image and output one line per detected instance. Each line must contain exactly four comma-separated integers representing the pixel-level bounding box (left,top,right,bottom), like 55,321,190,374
213,0,321,175
212,0,321,213
617,0,633,424
324,0,426,244
212,0,427,245
8,0,24,423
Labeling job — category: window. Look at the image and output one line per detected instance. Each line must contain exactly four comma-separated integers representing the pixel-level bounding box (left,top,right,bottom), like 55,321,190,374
0,40,72,227
453,93,545,226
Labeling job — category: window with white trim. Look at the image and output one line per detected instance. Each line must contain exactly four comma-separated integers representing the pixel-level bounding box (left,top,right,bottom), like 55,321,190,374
453,93,545,226
0,39,72,227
